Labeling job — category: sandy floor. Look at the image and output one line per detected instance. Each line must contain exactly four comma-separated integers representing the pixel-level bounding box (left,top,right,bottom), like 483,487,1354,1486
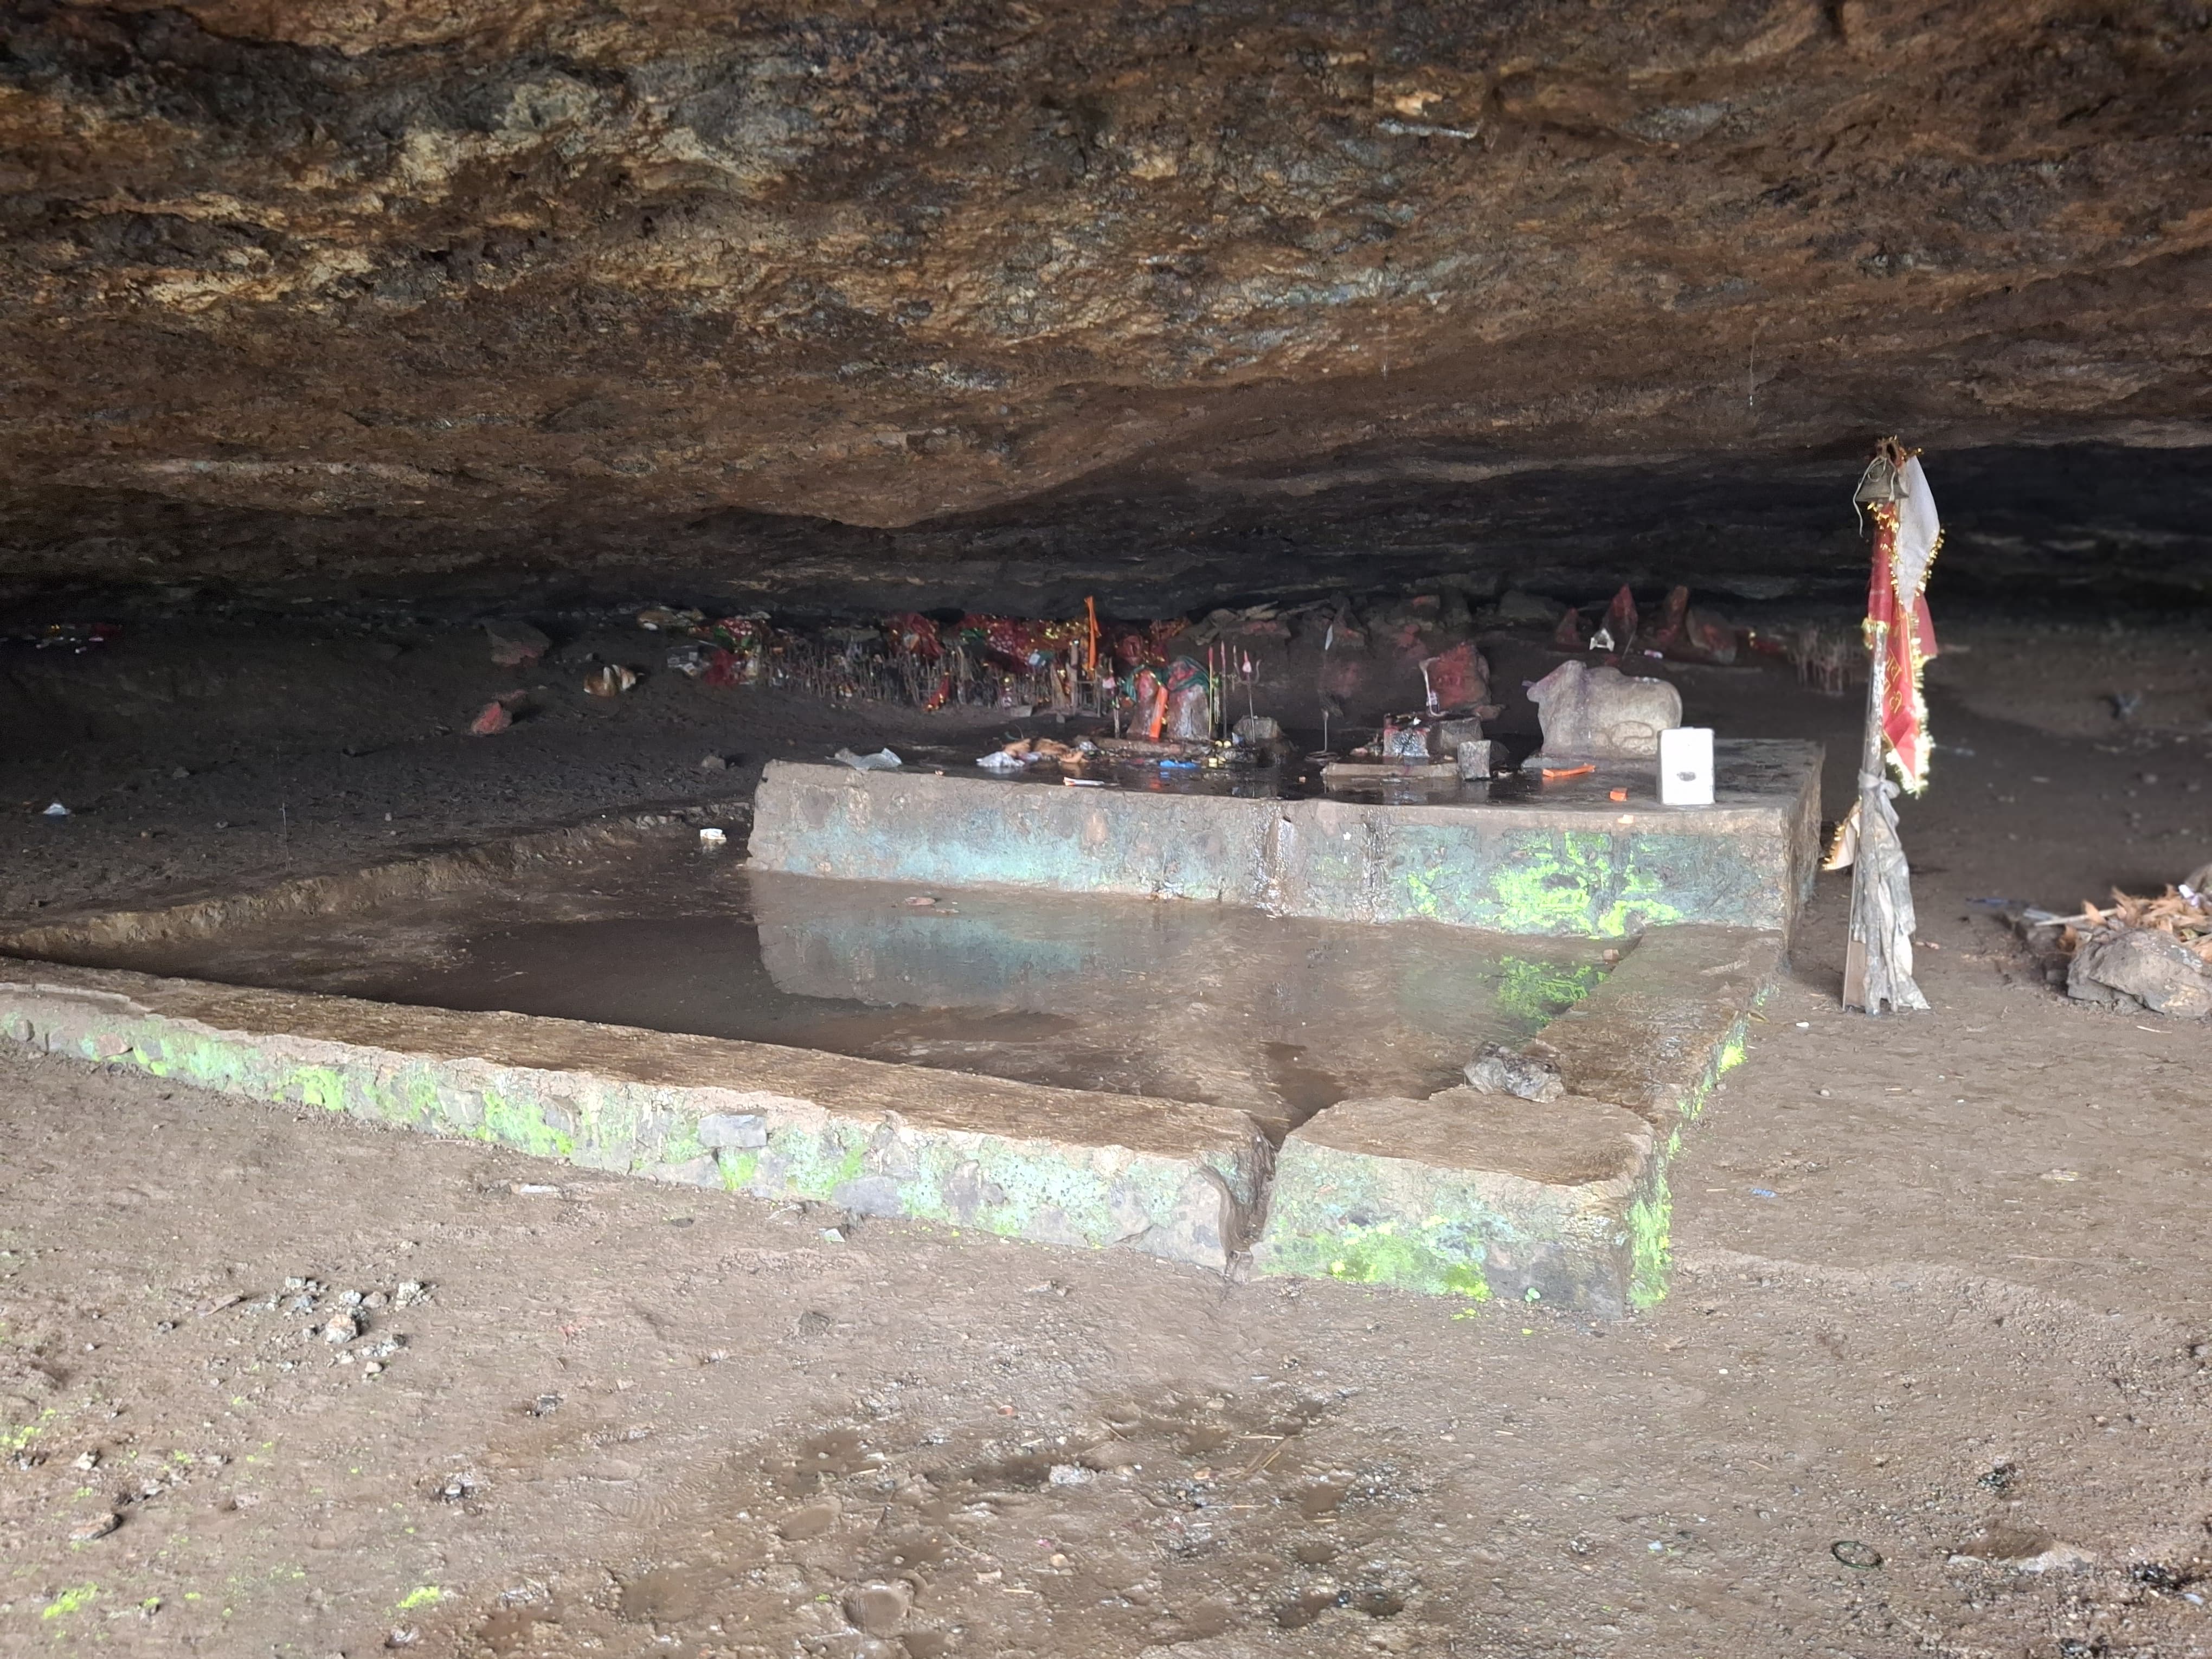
3,610,2211,1658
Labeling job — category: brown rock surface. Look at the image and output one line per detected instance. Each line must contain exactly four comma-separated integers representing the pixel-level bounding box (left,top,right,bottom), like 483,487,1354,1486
2,0,2208,587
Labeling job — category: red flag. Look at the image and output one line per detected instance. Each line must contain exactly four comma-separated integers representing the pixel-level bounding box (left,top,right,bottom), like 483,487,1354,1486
1861,447,1940,792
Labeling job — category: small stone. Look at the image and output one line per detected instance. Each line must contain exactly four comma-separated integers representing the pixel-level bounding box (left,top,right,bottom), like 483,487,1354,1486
363,1291,388,1310
843,1580,912,1635
72,1450,100,1471
321,1313,359,1344
700,754,727,771
1047,1464,1094,1487
394,1281,429,1307
483,619,551,667
340,1290,364,1307
2067,927,2212,1018
1463,1043,1564,1102
779,1499,840,1540
69,1511,120,1542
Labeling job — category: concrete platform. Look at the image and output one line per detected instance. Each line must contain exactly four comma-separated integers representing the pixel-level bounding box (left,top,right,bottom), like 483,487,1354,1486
0,964,1269,1270
0,822,1792,1311
1250,1090,1661,1315
748,740,1821,936
1251,925,1784,1311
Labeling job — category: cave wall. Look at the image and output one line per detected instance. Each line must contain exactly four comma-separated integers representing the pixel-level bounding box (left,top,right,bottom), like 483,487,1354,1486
2,0,2208,595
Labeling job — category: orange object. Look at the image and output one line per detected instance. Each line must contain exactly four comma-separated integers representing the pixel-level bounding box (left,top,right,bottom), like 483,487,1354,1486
1609,787,1628,802
1084,596,1099,672
1541,763,1596,782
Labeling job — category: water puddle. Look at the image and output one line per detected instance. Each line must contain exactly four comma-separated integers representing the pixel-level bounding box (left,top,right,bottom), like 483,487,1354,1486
44,840,1613,1136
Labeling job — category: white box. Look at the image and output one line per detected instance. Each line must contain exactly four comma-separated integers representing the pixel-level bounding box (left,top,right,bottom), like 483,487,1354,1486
1658,726,1715,806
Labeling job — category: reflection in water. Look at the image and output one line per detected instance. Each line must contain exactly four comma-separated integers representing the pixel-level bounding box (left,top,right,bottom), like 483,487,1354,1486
364,872,1608,1136
59,843,1612,1140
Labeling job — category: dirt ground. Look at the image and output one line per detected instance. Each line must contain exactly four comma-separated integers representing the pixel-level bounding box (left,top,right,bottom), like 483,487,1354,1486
3,606,2212,1658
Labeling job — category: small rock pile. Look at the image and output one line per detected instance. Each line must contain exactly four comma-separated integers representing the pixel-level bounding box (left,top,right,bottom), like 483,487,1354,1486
2059,872,2212,1018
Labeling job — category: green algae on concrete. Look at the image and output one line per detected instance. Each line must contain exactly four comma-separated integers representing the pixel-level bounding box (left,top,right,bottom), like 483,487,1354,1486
1255,925,1787,1312
1538,927,1782,1129
1251,1089,1662,1317
41,1584,97,1620
1263,1212,1494,1302
1492,954,1607,1028
0,967,1268,1271
2,892,1785,1307
750,743,1822,937
1626,1168,1674,1311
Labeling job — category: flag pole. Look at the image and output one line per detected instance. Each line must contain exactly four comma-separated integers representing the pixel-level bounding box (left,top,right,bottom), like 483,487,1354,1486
1843,436,1931,1014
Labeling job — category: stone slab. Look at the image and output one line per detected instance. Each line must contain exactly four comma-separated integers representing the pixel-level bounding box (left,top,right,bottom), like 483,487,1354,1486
1251,924,1786,1310
1535,925,1786,1127
1250,1089,1662,1316
748,740,1822,936
0,963,1268,1270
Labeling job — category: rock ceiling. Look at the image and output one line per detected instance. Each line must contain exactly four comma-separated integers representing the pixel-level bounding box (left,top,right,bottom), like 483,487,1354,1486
2,0,2207,594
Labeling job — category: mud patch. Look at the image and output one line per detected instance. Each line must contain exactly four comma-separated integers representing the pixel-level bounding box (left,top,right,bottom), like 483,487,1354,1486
409,1380,1442,1655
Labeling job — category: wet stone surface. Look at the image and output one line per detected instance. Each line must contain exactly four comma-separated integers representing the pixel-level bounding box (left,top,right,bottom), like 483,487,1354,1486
19,840,1612,1140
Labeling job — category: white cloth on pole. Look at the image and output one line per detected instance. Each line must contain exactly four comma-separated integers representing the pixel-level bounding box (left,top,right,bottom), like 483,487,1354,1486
1893,456,1941,599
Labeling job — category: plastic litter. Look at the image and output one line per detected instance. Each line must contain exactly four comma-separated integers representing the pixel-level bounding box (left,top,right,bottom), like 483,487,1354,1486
698,827,727,848
832,747,902,771
584,664,638,697
974,750,1025,772
42,801,69,817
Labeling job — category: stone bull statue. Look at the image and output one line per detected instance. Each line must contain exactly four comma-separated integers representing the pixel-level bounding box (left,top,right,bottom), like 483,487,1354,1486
1527,660,1682,761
